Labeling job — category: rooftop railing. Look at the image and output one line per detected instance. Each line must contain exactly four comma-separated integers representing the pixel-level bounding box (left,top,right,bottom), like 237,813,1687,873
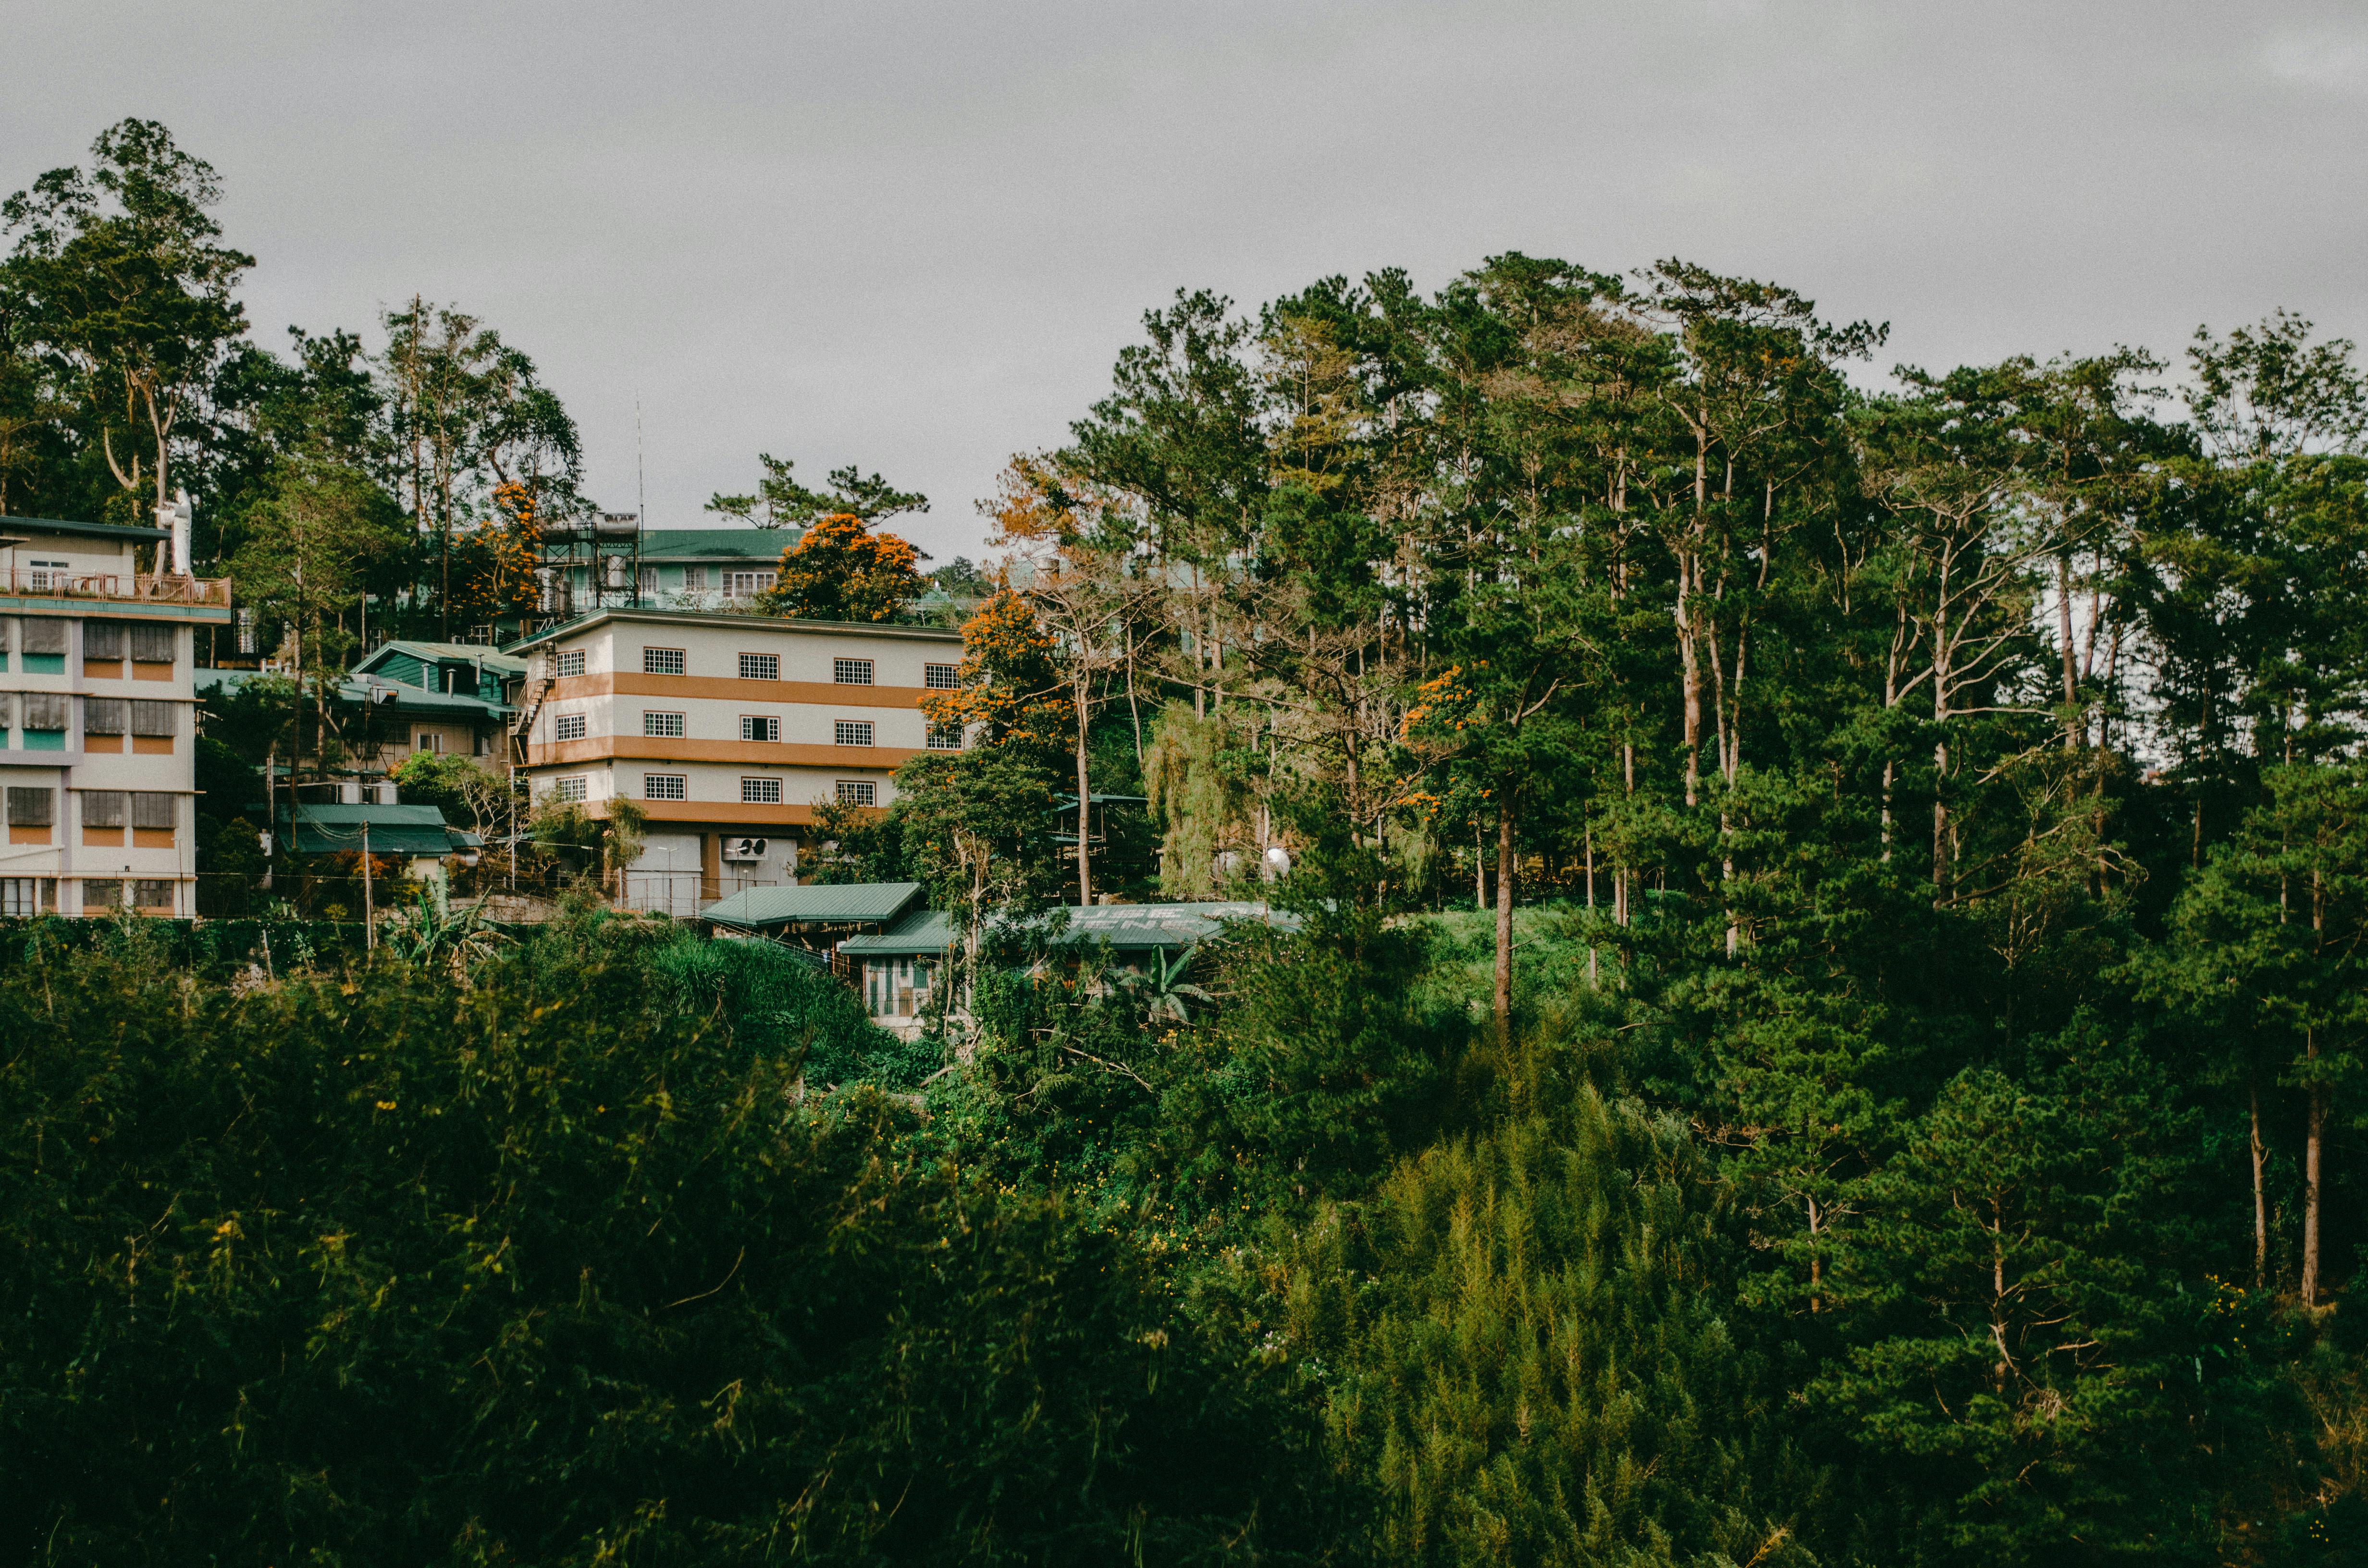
1,569,232,606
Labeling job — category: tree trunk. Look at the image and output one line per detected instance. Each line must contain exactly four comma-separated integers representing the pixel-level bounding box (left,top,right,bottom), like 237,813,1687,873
1074,689,1093,907
1494,785,1517,1043
2251,1069,2269,1293
2303,1037,2325,1308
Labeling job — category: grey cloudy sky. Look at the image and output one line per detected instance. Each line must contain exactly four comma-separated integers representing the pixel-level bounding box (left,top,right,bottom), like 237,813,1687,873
4,1,2364,560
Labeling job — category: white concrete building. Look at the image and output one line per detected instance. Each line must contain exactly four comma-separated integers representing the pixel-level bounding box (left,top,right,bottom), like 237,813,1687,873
0,514,234,917
505,610,965,913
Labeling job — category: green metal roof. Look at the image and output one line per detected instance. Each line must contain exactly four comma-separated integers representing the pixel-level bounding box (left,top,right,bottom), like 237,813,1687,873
0,513,169,543
634,528,801,560
197,667,512,719
358,640,529,678
700,881,924,930
837,908,958,956
838,900,1296,956
281,803,472,858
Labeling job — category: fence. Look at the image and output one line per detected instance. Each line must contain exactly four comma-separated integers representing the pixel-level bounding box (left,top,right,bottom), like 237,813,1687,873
1,569,233,605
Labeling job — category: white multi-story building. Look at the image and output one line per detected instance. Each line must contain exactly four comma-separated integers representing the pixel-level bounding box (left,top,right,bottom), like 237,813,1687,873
506,610,966,912
0,514,234,917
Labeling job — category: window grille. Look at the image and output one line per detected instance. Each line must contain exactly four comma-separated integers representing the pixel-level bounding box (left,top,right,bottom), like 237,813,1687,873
554,713,587,741
741,776,782,804
130,624,174,662
644,711,685,738
740,714,780,742
834,720,874,747
723,571,776,600
738,652,779,680
21,694,67,731
5,787,54,827
83,621,125,659
644,774,687,801
236,608,257,655
927,722,964,751
19,618,65,655
557,649,587,677
81,879,123,913
642,647,686,675
836,780,877,807
682,566,709,591
554,776,588,803
833,658,874,685
133,794,175,831
637,566,658,596
84,698,126,736
925,662,960,689
133,880,173,911
83,792,128,829
130,700,175,737
417,732,444,753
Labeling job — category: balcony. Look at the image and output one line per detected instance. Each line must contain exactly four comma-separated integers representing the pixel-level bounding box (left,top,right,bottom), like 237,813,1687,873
0,569,232,606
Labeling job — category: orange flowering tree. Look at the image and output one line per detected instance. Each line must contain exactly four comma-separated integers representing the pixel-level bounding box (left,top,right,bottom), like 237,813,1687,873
763,513,925,622
449,480,545,629
922,587,1074,752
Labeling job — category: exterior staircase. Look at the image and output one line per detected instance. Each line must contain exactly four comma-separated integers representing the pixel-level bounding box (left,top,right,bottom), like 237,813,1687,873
509,651,554,767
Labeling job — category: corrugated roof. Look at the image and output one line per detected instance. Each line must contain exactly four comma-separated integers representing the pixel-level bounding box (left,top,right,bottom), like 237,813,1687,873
197,667,511,718
614,528,799,561
360,640,529,677
700,881,924,929
0,513,170,543
838,908,958,955
838,900,1295,955
282,803,471,857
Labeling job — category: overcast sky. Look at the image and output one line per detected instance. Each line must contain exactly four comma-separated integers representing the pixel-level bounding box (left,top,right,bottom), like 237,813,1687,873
4,1,2364,560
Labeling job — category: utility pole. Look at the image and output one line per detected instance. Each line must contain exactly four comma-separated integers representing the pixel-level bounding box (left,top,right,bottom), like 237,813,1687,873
361,818,375,950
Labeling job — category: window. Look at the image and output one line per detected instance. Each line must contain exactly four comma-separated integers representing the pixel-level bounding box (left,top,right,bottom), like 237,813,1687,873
130,624,173,662
644,773,687,800
81,880,123,913
133,793,175,831
723,570,776,600
82,792,127,829
925,662,960,689
557,649,587,677
643,711,686,738
26,560,68,591
834,720,874,747
83,621,125,659
642,647,686,675
0,879,57,916
554,713,587,741
6,787,54,827
833,658,875,685
129,700,175,737
19,618,65,656
637,565,658,597
738,652,779,680
133,880,173,911
741,776,782,804
553,776,588,803
836,780,877,807
20,694,66,732
682,565,709,591
235,607,257,656
927,721,964,751
84,697,126,736
417,732,445,754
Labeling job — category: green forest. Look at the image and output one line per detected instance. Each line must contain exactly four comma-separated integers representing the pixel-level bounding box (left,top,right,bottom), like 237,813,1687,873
9,120,2368,1564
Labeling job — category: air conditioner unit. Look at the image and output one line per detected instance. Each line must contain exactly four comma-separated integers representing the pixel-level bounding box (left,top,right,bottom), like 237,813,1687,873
722,836,768,862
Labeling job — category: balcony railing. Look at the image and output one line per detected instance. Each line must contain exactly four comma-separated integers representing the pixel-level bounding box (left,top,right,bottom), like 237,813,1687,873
1,569,232,606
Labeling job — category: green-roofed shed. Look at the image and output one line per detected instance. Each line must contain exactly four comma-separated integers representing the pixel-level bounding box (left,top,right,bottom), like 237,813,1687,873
699,881,924,931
